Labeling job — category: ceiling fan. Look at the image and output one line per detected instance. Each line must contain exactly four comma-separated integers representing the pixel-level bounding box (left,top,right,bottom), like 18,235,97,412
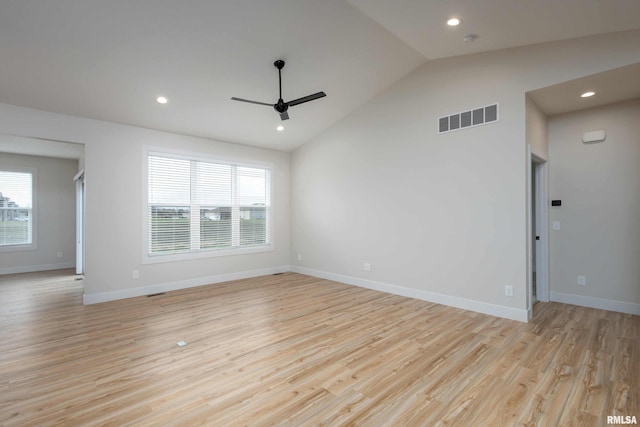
231,60,326,121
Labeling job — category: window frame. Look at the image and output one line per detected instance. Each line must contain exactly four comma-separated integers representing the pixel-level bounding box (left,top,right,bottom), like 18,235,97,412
0,165,37,253
141,146,273,264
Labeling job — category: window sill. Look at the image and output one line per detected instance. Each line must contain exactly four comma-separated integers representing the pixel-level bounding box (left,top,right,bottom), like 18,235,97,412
142,244,274,265
0,243,37,253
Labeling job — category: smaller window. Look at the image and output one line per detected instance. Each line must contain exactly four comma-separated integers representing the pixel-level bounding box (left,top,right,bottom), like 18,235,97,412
0,168,36,250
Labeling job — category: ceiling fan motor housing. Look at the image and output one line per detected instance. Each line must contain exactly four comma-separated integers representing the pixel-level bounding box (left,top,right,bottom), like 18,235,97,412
274,100,288,113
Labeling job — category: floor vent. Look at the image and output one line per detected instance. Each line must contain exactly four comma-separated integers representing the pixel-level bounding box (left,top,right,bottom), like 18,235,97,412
147,292,166,297
438,103,499,134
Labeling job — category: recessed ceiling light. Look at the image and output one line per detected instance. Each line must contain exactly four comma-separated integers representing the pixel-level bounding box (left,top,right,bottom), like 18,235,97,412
276,125,284,131
156,96,168,104
447,17,462,26
580,91,596,98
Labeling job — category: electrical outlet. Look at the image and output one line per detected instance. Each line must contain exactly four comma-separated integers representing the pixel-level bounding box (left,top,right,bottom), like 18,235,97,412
57,251,63,258
577,276,586,286
132,270,140,280
363,262,371,272
297,253,302,261
505,285,513,297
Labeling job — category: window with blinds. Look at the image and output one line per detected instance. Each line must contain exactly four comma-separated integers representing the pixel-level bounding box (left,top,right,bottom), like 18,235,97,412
147,152,271,257
0,169,34,248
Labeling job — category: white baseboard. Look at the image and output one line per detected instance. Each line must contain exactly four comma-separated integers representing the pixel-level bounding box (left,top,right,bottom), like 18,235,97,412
550,291,640,315
78,264,639,318
0,262,74,275
291,266,529,322
526,306,533,322
83,265,291,305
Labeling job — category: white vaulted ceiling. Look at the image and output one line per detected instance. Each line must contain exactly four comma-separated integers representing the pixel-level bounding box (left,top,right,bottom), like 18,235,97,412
0,1,424,151
347,0,640,60
1,1,639,151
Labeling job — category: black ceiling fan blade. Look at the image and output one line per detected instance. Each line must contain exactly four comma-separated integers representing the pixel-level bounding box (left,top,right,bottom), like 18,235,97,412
287,91,326,107
230,97,273,107
279,111,289,121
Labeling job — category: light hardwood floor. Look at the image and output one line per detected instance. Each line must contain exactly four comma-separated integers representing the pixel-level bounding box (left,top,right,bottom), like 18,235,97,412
0,270,638,426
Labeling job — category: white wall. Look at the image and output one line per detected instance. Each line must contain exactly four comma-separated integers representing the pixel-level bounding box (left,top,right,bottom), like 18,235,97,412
548,99,640,314
1,30,638,314
526,96,548,159
0,153,77,274
0,104,290,302
291,31,640,321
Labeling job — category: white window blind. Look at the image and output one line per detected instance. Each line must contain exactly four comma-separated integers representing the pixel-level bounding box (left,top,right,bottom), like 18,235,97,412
0,170,33,247
147,153,271,256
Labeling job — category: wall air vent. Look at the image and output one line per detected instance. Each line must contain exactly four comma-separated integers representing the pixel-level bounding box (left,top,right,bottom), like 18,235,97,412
438,103,499,134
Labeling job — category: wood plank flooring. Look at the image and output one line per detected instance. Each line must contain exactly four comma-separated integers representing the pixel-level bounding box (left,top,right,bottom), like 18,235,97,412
0,270,638,426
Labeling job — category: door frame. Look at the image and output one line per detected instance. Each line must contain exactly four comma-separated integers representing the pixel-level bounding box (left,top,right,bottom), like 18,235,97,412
527,147,549,319
74,169,85,275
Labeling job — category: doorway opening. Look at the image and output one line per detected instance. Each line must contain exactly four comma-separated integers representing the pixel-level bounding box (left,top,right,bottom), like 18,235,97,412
532,164,537,303
528,149,549,319
74,169,85,275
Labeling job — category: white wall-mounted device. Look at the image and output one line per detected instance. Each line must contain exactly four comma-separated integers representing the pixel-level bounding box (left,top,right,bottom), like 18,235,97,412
582,130,606,144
